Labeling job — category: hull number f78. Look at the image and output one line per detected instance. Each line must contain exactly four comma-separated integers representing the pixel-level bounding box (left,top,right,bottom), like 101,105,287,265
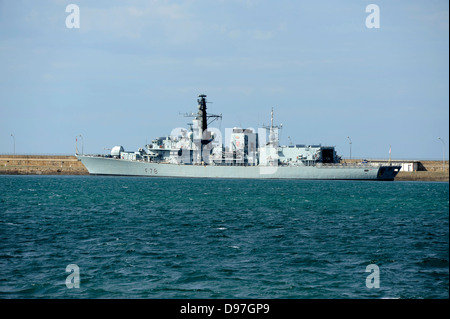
144,168,158,175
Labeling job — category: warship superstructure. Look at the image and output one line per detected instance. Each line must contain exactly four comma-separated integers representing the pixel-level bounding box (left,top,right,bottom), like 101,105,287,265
77,95,400,180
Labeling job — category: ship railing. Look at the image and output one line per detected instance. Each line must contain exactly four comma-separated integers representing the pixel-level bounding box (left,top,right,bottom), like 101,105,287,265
316,162,383,168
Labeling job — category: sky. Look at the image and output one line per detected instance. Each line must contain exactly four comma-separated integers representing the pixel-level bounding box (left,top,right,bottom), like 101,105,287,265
0,0,448,160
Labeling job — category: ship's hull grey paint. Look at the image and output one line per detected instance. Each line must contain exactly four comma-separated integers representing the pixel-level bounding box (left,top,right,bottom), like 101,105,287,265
77,155,400,180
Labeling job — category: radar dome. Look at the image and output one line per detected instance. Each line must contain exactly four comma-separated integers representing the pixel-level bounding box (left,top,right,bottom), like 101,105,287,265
111,146,124,157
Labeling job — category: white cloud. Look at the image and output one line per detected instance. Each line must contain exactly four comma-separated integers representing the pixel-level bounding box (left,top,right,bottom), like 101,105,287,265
79,2,199,43
249,29,274,40
42,73,55,80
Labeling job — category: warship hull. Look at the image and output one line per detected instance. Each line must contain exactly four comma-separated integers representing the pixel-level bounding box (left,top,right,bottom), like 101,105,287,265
77,155,400,181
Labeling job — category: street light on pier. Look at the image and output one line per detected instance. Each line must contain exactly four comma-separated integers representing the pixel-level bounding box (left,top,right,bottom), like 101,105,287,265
78,134,84,155
10,134,15,156
347,136,352,160
438,137,446,172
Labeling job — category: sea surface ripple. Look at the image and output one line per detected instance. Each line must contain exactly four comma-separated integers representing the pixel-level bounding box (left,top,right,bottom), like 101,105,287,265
0,176,448,298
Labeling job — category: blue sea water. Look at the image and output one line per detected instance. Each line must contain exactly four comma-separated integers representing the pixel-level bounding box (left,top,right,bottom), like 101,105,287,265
0,175,448,299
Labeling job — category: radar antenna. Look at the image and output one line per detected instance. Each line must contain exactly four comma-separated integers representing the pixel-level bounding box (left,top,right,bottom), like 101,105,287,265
262,107,283,146
182,94,222,144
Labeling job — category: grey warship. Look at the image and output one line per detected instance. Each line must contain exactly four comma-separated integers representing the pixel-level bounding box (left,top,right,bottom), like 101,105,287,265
77,95,400,180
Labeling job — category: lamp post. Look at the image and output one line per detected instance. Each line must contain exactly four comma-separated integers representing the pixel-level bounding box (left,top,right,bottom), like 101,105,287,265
78,134,84,155
438,137,445,172
347,136,352,160
10,134,15,156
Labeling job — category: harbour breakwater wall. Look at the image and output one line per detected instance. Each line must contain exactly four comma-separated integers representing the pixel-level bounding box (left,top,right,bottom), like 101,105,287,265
0,155,88,175
395,160,449,182
0,155,448,181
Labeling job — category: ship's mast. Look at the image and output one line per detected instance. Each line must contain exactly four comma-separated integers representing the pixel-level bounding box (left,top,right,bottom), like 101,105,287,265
198,94,208,134
181,94,222,164
263,107,282,146
271,107,274,130
183,94,222,145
